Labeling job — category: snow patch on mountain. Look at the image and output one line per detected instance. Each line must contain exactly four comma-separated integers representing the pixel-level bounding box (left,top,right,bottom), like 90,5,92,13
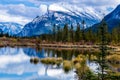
0,22,23,35
17,3,108,37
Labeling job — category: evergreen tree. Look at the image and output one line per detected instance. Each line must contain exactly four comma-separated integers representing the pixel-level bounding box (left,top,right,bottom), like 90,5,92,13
98,20,108,80
63,24,70,42
52,24,56,41
81,20,85,41
111,27,119,43
70,24,74,43
56,26,61,42
75,23,81,42
85,28,93,42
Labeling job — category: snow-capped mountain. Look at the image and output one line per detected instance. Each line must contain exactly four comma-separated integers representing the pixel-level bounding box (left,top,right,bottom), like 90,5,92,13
17,3,104,37
0,22,23,35
91,4,120,32
104,4,120,29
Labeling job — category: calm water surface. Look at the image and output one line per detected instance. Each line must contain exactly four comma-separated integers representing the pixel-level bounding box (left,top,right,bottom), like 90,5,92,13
0,46,119,80
0,47,77,80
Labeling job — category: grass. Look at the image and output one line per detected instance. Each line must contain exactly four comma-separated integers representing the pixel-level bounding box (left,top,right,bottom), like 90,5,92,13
40,57,63,65
74,63,81,69
108,72,120,79
72,54,86,65
63,60,73,73
90,55,97,61
107,54,120,63
30,54,88,74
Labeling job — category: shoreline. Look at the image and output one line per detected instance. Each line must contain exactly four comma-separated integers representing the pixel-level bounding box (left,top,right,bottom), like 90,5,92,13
0,38,120,52
0,42,119,51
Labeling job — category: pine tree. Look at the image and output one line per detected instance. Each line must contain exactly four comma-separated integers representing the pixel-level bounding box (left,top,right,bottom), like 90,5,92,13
75,23,81,42
70,24,74,43
63,24,69,42
81,20,85,42
111,27,119,43
52,24,56,41
98,20,108,80
56,26,61,42
85,28,93,42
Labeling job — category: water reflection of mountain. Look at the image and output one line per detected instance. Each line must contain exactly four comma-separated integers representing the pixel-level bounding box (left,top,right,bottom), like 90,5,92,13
0,47,21,55
0,47,46,58
0,47,77,80
23,48,45,58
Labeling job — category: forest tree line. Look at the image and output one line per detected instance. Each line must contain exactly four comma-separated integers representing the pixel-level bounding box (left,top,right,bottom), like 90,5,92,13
0,20,120,45
39,20,120,44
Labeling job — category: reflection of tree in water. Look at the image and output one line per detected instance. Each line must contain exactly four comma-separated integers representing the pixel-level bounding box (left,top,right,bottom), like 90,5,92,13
24,47,45,58
30,58,51,76
29,48,100,79
46,49,81,60
29,33,120,80
30,57,62,76
44,65,48,76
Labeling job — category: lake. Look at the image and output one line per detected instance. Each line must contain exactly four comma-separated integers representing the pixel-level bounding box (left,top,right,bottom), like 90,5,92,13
0,46,119,80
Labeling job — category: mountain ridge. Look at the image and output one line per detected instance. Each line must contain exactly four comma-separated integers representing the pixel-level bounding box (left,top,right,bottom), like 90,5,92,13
0,22,23,35
90,4,120,32
17,9,102,37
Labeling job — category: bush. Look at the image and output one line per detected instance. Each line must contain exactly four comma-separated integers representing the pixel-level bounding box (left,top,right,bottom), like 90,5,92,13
30,58,39,64
63,60,72,73
40,57,63,65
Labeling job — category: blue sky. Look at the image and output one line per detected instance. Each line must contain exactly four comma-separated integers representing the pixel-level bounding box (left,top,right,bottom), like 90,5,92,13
0,0,120,25
0,0,35,7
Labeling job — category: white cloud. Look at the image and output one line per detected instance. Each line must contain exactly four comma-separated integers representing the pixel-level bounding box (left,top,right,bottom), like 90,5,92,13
0,0,120,25
38,68,76,80
39,4,48,15
0,48,30,68
6,4,40,18
0,4,41,25
0,47,40,76
49,4,69,12
29,0,120,7
28,0,120,18
0,10,30,25
0,46,76,80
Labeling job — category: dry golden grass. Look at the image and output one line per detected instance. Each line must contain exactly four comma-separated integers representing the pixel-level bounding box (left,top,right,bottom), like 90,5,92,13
63,60,73,73
74,63,81,69
107,54,120,61
40,57,63,65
